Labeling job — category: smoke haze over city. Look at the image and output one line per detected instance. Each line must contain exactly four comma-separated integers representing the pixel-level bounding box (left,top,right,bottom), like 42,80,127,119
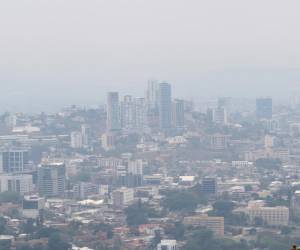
1,1,300,111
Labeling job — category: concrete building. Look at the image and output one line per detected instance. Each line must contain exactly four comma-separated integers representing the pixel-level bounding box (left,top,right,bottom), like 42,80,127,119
0,174,33,194
38,162,66,197
209,134,229,150
0,148,29,173
134,97,147,131
291,191,300,218
232,161,253,169
107,92,121,131
22,195,45,219
81,124,91,146
5,113,17,130
127,160,144,187
146,80,158,112
264,134,275,148
101,133,116,151
213,107,228,125
183,214,224,236
157,240,178,250
74,182,99,200
121,95,134,131
112,187,134,207
158,82,172,131
172,99,185,130
201,177,217,194
244,201,289,226
70,131,83,149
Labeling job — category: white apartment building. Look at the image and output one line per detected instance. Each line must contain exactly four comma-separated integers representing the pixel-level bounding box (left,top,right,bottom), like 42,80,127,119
183,214,224,236
244,201,289,226
112,187,134,207
157,240,178,250
71,131,83,149
0,174,33,194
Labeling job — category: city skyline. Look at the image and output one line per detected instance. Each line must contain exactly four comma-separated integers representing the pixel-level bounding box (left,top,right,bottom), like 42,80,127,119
1,1,300,111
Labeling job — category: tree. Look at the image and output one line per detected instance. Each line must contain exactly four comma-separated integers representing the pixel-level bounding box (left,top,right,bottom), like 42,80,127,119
184,227,249,250
125,201,149,226
149,230,162,250
211,200,235,217
70,171,91,183
162,190,199,213
91,223,113,239
253,216,264,227
16,244,31,250
0,217,7,234
0,240,11,250
47,233,71,250
165,222,185,240
35,226,59,238
184,228,214,250
281,226,293,235
227,212,249,226
21,219,36,234
255,158,281,170
0,191,22,204
244,184,253,192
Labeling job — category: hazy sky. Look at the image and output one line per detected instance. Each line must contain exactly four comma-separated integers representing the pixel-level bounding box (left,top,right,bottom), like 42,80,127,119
1,0,300,112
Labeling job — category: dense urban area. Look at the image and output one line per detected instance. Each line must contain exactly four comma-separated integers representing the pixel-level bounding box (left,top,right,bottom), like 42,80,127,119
0,81,299,250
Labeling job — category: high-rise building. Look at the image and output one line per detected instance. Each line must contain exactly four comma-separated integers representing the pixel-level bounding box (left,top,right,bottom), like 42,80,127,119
291,191,300,218
5,114,17,130
134,97,147,131
256,98,273,120
70,131,83,149
0,148,29,173
101,133,116,151
158,82,172,131
81,124,91,146
213,107,228,125
38,162,66,197
121,95,134,131
146,80,158,112
172,99,185,129
127,159,144,187
201,177,217,194
107,92,121,131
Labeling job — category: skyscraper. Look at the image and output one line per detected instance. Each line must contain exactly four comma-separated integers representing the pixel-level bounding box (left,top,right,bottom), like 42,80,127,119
107,92,121,131
70,131,83,149
81,124,91,146
213,107,228,125
38,162,66,197
158,82,172,130
121,95,134,131
134,97,147,131
146,80,158,112
172,99,185,129
256,98,273,120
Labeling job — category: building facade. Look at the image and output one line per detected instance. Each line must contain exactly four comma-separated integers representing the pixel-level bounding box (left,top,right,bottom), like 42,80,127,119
38,162,66,197
158,82,172,131
107,92,121,131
